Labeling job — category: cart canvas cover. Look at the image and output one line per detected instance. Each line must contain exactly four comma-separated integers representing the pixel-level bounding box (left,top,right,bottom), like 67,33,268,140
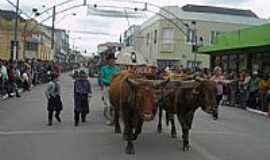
116,47,147,66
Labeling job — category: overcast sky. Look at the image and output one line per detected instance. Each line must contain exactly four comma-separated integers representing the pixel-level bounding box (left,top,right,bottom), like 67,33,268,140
1,0,270,55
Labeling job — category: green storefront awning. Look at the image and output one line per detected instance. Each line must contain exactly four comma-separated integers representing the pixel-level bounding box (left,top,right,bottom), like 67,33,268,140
198,23,270,54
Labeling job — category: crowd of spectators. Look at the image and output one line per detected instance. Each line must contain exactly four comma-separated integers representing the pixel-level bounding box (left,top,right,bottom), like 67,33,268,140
160,65,270,113
0,58,73,99
4,57,269,113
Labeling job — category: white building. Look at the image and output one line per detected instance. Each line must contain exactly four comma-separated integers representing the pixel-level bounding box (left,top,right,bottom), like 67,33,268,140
138,4,268,69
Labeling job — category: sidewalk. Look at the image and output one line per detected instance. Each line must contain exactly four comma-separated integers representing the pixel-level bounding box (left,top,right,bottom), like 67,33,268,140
246,107,268,116
0,89,24,102
0,72,72,103
223,104,269,117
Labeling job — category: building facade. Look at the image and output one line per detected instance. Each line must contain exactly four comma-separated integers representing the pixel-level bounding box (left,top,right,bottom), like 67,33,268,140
0,10,53,61
54,29,70,63
123,25,141,51
97,42,122,63
137,5,268,69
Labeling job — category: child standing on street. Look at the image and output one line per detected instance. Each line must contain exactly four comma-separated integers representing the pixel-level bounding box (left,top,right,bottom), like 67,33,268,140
74,70,92,126
45,73,63,126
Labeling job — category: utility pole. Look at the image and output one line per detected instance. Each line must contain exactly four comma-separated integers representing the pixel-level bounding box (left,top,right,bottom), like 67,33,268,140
191,21,197,70
51,6,56,49
83,0,87,5
12,0,20,61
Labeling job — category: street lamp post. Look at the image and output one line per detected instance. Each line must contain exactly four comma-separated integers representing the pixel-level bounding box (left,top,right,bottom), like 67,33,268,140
12,0,20,61
191,21,197,69
189,21,203,70
51,6,56,50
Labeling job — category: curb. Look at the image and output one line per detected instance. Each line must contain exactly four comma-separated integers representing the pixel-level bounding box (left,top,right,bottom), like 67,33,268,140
0,89,24,102
0,94,9,101
246,107,268,116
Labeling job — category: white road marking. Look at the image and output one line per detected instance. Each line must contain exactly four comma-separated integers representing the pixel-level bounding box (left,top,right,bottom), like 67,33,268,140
0,129,245,137
0,128,110,136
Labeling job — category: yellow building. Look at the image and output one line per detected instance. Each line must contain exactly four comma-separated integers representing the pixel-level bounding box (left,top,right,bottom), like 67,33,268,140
137,5,268,68
0,10,54,61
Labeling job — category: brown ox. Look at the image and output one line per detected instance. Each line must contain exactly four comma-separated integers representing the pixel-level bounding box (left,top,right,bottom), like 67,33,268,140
156,75,194,138
157,79,217,151
109,71,168,154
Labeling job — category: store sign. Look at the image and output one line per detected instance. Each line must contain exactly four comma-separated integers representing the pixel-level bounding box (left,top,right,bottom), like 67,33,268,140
24,33,41,42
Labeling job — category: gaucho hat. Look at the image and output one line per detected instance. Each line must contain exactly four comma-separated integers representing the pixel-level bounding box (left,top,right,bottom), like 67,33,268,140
79,70,87,78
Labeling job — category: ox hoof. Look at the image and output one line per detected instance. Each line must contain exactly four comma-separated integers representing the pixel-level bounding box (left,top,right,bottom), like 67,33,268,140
182,145,191,152
171,133,177,138
157,126,162,134
126,144,135,155
213,117,218,120
212,112,218,120
126,148,135,155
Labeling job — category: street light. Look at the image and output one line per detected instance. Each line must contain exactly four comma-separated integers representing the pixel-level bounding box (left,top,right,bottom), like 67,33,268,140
32,8,38,13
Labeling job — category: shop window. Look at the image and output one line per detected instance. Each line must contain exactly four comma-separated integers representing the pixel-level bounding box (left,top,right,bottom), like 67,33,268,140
252,54,262,73
222,55,228,72
262,53,270,74
239,55,247,70
229,55,237,71
214,56,221,67
186,28,195,44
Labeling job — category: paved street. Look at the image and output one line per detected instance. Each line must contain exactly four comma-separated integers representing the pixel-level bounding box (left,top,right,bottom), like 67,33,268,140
0,73,270,160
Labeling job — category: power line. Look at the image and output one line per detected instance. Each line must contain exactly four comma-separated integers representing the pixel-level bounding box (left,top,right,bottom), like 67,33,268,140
4,0,31,19
102,0,189,30
71,30,112,35
38,0,78,16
